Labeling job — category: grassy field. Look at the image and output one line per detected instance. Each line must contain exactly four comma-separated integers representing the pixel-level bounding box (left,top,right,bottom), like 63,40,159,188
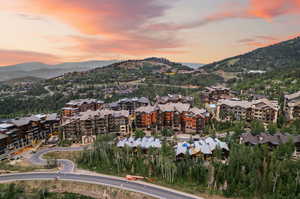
43,151,81,162
0,159,56,173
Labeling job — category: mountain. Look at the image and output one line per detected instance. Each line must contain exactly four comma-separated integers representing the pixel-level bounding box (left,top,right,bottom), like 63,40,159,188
0,58,197,82
51,57,222,87
96,57,193,71
0,60,118,82
181,62,204,69
203,36,300,72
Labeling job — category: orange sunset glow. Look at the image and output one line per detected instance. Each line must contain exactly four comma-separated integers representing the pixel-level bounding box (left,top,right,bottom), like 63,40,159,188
0,0,300,66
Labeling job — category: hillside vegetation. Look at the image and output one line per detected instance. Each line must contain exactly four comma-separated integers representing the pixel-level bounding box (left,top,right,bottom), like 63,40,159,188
203,37,300,72
230,65,300,100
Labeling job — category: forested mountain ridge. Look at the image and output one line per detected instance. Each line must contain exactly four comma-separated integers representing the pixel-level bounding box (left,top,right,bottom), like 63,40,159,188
52,57,220,86
0,60,119,81
0,58,222,118
203,36,300,72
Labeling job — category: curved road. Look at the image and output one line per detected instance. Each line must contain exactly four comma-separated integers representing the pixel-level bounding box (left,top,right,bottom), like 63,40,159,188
2,147,203,199
29,147,85,172
0,172,203,199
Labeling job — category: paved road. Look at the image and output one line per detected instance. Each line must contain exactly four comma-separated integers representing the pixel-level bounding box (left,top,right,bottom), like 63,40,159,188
0,172,203,199
29,147,85,172
24,146,203,199
44,86,55,96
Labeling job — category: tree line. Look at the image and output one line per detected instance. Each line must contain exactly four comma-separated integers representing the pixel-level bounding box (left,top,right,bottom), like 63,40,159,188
77,135,300,199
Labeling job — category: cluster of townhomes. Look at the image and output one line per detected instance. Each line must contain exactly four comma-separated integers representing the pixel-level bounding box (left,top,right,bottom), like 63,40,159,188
1,87,300,159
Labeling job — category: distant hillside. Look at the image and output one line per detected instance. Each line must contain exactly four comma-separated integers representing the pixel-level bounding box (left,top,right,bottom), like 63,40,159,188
97,57,193,72
203,36,300,72
182,62,204,69
52,57,222,87
1,76,44,85
0,60,118,81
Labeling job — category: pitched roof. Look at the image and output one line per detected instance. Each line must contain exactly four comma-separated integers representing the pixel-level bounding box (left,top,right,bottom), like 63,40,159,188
118,97,150,104
189,107,207,116
136,105,157,114
158,103,190,113
176,137,229,156
117,137,161,149
285,91,300,100
241,133,297,145
45,113,59,121
218,98,278,110
156,94,194,104
10,116,40,127
66,98,98,106
77,109,130,121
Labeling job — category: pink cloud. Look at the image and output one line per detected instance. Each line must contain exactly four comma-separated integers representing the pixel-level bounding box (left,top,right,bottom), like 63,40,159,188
14,0,183,57
237,34,300,48
0,49,60,66
148,0,300,31
61,35,184,57
19,0,169,37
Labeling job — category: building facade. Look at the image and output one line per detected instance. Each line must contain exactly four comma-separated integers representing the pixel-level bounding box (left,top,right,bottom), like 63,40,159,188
200,86,232,104
284,91,300,121
109,97,150,115
135,103,209,134
155,94,194,105
62,99,104,118
0,113,60,159
216,98,279,124
61,109,132,143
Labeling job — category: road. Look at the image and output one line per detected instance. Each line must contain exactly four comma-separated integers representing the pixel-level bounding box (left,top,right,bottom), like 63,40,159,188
44,86,55,96
29,147,85,173
0,172,203,199
11,146,204,199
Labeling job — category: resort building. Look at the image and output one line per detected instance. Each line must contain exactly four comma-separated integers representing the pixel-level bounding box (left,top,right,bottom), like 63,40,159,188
0,113,60,159
135,105,158,129
155,94,194,105
200,86,232,104
240,133,300,157
216,98,279,124
62,99,104,118
135,103,210,134
284,91,300,121
61,109,132,143
109,97,150,115
175,137,229,158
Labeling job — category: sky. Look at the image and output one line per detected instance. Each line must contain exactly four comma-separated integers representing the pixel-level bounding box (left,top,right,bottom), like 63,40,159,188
0,0,299,66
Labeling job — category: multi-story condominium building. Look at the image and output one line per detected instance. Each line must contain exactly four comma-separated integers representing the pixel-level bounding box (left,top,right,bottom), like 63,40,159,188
62,99,104,118
0,133,8,160
0,114,60,159
134,103,210,134
284,91,300,121
200,86,232,104
155,94,194,105
181,108,210,134
157,103,191,130
135,105,158,129
216,98,279,124
61,109,132,143
109,97,150,115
